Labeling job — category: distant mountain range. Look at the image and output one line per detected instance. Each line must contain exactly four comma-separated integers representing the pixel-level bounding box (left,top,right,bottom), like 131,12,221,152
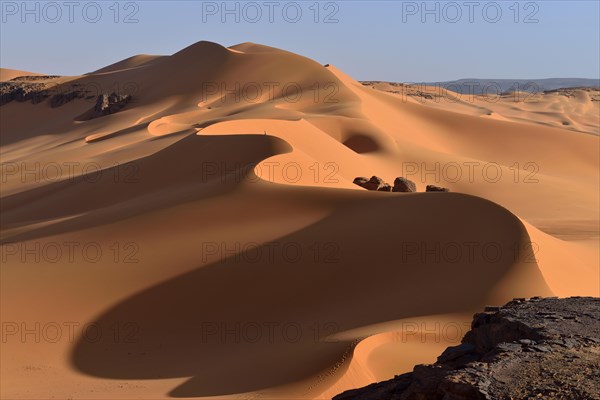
418,78,600,94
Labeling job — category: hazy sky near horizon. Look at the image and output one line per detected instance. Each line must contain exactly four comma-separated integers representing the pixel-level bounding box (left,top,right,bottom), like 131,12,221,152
1,0,599,81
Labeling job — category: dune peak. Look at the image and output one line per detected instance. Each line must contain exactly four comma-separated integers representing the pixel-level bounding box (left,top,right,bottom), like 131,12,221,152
229,42,288,54
171,40,231,58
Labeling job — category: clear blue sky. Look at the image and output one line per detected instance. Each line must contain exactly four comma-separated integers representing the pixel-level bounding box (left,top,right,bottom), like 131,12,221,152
1,1,599,81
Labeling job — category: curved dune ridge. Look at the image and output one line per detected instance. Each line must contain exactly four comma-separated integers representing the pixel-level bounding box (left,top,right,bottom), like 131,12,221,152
90,54,165,75
0,41,598,399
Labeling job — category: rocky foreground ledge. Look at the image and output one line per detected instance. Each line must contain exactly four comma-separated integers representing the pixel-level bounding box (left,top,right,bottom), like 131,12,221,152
334,297,600,400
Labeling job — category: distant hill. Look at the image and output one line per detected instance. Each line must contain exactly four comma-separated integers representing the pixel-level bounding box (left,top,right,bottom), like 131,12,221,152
419,78,600,94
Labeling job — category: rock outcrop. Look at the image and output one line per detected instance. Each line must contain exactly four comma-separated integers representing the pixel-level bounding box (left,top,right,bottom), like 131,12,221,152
1,76,96,108
1,80,51,105
334,297,600,400
426,185,450,192
9,75,61,81
85,92,132,119
0,75,63,105
353,176,391,192
392,177,417,192
0,77,132,117
353,177,369,187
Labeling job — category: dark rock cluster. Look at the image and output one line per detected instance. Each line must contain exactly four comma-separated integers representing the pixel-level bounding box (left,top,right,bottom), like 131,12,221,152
393,177,417,193
0,75,69,106
353,176,392,192
1,77,132,119
333,297,600,400
354,176,449,193
425,185,449,192
9,75,61,81
0,80,51,105
1,76,88,108
90,92,132,119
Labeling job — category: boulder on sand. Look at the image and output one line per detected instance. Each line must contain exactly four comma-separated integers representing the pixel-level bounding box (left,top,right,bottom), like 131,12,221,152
392,177,417,192
426,185,450,192
353,176,390,191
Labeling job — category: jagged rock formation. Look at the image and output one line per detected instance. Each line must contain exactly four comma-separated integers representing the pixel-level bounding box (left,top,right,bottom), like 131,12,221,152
354,176,391,192
334,297,600,400
0,77,132,117
1,76,92,108
353,177,369,186
0,80,51,105
392,177,417,193
426,185,450,192
89,92,132,119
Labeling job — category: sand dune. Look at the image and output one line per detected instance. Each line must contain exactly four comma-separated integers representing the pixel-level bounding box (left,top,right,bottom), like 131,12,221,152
0,68,45,81
90,54,165,75
1,41,598,399
364,81,600,135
